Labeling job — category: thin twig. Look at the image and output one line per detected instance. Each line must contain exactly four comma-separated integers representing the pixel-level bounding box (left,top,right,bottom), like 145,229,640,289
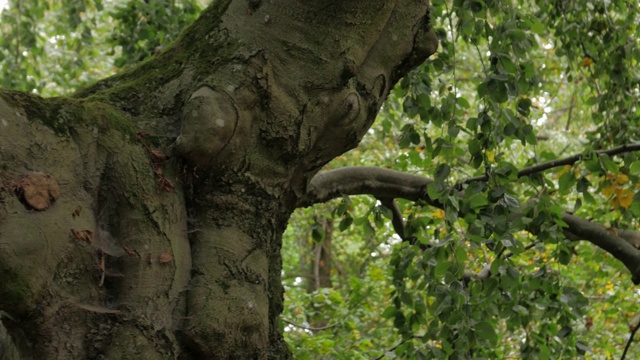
373,335,421,360
313,239,322,291
621,314,640,360
458,143,640,186
497,240,540,260
565,92,576,131
281,318,337,332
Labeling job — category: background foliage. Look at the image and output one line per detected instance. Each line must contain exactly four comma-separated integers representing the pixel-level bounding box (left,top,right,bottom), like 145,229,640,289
1,0,639,358
0,0,201,95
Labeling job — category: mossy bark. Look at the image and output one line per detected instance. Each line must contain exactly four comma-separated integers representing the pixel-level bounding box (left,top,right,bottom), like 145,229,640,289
0,0,437,358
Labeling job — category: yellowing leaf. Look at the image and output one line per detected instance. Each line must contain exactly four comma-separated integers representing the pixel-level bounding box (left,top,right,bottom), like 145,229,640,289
580,56,593,67
369,267,385,281
602,185,615,198
485,150,495,162
432,209,445,219
611,198,620,209
617,189,634,209
605,281,614,291
616,174,629,184
556,165,571,178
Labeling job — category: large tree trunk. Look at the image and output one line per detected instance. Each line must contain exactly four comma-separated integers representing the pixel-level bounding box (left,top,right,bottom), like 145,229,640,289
0,0,438,358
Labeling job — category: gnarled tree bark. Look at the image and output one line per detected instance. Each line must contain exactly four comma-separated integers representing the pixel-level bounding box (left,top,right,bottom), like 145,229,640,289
0,0,438,358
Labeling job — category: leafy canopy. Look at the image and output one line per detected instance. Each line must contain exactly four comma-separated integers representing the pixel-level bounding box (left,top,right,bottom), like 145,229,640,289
284,0,640,359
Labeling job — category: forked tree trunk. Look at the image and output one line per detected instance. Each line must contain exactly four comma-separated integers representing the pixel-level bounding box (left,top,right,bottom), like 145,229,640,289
0,1,437,358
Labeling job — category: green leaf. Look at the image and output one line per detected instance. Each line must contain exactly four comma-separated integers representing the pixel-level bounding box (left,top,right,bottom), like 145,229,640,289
497,54,517,74
448,125,461,138
576,341,592,354
468,138,481,155
599,153,619,174
573,198,582,212
529,17,545,35
334,196,351,216
516,98,532,116
503,194,520,208
434,259,452,277
629,160,640,175
400,291,413,306
435,295,452,316
427,182,447,200
558,171,575,194
435,163,451,182
558,326,572,338
576,176,590,193
455,246,466,264
557,247,572,265
584,153,602,172
339,216,353,231
311,225,325,242
468,192,488,210
512,305,529,316
475,321,497,346
585,96,599,105
456,96,470,109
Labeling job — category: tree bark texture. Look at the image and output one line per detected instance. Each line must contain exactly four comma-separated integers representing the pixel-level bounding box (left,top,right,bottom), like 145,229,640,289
0,1,438,358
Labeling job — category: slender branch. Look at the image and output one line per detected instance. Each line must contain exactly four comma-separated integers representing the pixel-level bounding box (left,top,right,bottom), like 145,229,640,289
313,241,322,291
378,197,423,248
458,143,640,186
281,273,315,281
373,335,421,360
621,316,640,360
281,318,337,332
464,241,539,284
497,240,539,260
463,264,491,284
299,166,640,284
565,92,576,131
378,197,408,241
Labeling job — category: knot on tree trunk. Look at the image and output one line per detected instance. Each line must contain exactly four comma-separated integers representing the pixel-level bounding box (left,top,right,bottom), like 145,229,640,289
175,87,239,167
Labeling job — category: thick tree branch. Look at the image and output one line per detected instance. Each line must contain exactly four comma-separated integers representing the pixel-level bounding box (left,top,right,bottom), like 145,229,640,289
615,229,640,249
459,143,640,186
298,167,434,207
562,214,640,284
299,166,640,284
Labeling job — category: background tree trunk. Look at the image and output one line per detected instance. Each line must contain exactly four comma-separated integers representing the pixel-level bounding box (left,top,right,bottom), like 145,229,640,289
0,0,438,358
306,217,333,331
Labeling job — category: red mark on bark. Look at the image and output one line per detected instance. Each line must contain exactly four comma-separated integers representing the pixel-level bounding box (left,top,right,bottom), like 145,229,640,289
159,252,173,264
